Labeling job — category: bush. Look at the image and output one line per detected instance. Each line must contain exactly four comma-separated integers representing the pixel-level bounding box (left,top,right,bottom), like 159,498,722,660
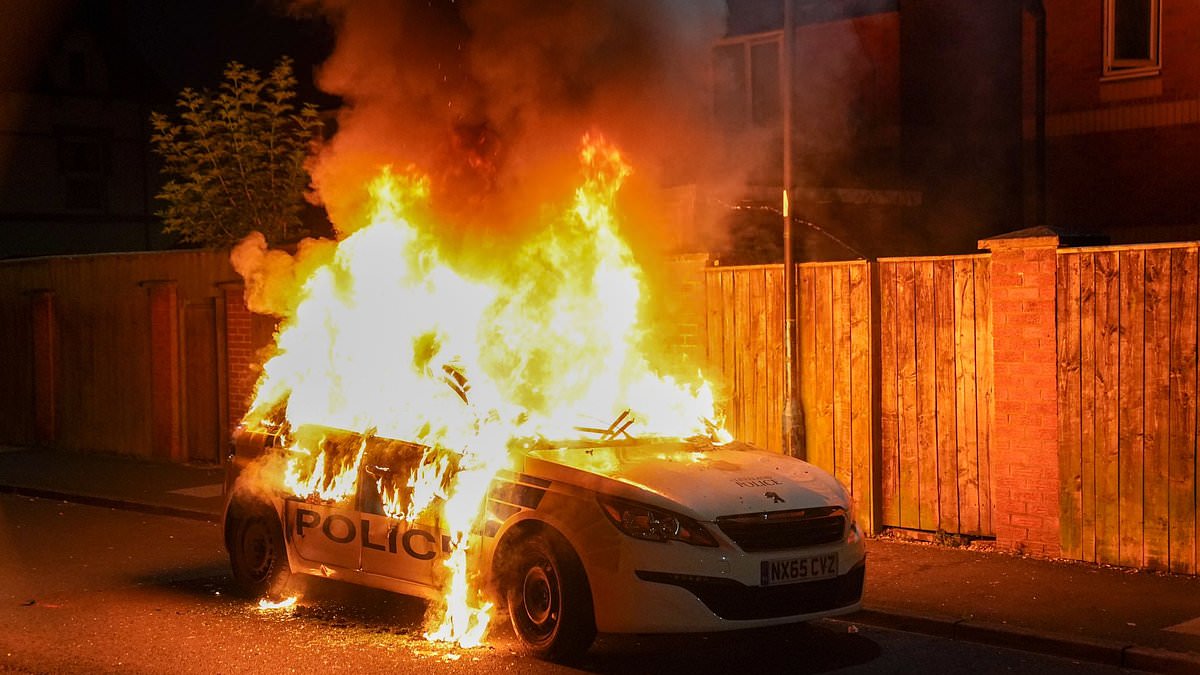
150,57,322,246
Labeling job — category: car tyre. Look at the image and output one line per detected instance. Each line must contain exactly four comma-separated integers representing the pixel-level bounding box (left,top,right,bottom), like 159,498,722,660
505,530,596,662
228,505,291,599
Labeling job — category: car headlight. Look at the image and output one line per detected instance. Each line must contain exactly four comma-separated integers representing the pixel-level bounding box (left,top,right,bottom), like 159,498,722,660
597,495,718,547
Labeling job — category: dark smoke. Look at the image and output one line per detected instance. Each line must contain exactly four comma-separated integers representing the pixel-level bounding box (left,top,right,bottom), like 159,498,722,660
293,0,728,255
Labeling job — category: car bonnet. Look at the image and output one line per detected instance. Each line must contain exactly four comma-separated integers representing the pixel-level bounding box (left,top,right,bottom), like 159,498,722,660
520,441,849,521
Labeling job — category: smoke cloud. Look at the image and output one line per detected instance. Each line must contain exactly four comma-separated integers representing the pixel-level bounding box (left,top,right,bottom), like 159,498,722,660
293,0,728,253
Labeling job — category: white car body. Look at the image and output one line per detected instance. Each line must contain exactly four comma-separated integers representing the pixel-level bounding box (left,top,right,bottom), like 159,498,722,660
223,427,866,652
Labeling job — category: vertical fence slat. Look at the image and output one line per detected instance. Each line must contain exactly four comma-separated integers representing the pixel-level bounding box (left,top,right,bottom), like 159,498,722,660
800,266,816,459
722,271,740,436
915,262,939,530
749,269,768,448
766,267,784,454
849,262,874,532
897,261,920,529
735,272,753,444
934,260,959,533
812,268,835,472
955,258,982,535
1118,250,1145,568
1095,251,1122,564
880,263,901,527
1057,252,1083,560
1080,253,1098,562
975,257,995,537
834,266,854,488
1143,249,1171,569
1169,248,1198,574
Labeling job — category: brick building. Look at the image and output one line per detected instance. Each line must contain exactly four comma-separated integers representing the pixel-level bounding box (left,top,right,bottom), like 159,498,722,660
1041,0,1200,244
0,0,168,259
708,0,1200,261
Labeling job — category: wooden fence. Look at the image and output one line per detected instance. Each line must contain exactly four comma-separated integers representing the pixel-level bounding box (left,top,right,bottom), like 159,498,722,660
0,251,239,461
705,257,992,539
704,261,876,533
1057,244,1199,574
878,256,994,537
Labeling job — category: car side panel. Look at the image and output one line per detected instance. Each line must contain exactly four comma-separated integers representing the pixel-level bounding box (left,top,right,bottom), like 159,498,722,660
286,500,361,571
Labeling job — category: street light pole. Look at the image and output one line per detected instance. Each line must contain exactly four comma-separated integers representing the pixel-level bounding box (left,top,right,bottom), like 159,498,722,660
781,0,801,458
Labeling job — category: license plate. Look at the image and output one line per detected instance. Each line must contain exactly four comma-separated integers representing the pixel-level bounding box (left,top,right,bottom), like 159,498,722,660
760,552,838,586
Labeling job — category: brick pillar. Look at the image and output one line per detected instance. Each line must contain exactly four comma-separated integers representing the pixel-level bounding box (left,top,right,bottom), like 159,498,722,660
663,253,710,375
144,281,183,462
980,228,1061,557
222,283,255,432
30,290,57,446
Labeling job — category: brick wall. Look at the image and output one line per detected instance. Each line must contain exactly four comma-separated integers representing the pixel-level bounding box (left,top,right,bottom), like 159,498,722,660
980,229,1061,556
222,283,255,432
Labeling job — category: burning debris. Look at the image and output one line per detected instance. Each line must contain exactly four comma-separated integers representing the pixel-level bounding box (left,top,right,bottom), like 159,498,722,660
257,596,299,612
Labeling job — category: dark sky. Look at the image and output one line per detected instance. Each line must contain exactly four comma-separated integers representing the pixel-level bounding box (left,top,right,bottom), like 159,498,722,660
116,0,334,99
2,0,334,105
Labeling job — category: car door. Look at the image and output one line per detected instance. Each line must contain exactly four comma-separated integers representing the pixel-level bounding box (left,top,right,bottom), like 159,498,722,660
284,432,363,572
357,438,446,587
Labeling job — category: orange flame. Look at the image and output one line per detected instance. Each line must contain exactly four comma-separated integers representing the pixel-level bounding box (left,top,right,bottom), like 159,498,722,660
240,134,726,646
257,596,298,611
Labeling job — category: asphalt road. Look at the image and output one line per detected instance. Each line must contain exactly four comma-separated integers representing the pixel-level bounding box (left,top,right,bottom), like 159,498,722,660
0,494,1148,674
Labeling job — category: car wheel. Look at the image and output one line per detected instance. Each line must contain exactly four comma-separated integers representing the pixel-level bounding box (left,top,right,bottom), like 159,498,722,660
228,507,291,599
505,530,596,662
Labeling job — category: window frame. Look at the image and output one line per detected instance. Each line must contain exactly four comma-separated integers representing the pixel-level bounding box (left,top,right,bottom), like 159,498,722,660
55,126,111,213
712,30,784,132
1102,0,1161,80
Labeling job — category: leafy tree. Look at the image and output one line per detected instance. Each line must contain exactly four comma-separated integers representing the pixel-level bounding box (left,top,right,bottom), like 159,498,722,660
150,57,322,246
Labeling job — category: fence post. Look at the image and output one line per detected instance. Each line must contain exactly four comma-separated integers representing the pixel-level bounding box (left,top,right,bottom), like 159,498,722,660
979,228,1061,556
143,280,183,462
30,290,57,446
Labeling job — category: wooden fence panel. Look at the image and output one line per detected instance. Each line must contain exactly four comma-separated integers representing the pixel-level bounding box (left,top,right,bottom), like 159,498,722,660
704,266,784,453
1169,248,1198,574
0,294,34,445
704,261,875,532
0,251,239,459
1058,244,1200,573
878,255,993,536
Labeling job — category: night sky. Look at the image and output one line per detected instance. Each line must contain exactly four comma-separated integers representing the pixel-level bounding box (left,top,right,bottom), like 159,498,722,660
4,0,335,106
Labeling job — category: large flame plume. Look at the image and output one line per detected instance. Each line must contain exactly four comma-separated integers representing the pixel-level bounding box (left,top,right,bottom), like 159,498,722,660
235,134,726,646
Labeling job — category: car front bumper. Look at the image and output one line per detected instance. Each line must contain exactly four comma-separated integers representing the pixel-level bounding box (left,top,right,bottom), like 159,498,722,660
584,523,867,633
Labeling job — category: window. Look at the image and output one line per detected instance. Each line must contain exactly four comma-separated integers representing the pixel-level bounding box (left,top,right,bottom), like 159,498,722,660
1104,0,1160,78
56,129,110,211
713,34,782,132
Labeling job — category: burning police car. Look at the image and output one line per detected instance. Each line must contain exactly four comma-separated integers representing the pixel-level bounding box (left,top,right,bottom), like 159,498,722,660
223,423,866,661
